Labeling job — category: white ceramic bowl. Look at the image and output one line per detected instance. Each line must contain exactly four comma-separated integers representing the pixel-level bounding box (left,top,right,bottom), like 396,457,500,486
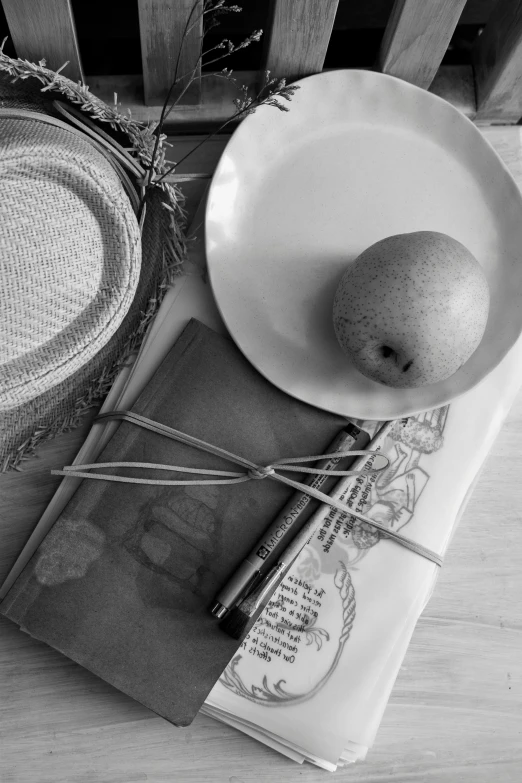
205,70,522,420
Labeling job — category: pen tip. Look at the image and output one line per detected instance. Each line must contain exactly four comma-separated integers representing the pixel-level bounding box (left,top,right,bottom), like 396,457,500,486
219,606,254,640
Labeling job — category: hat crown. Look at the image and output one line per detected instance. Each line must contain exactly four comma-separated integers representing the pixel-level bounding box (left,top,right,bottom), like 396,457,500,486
0,106,141,410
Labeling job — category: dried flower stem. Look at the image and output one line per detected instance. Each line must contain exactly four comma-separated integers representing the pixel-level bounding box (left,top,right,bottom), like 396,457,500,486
142,1,298,196
145,0,203,191
154,76,297,186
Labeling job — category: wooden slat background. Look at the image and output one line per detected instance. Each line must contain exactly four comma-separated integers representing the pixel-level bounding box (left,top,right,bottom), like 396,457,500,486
261,0,339,80
137,0,202,106
378,0,469,89
1,0,83,82
2,0,522,123
473,0,522,121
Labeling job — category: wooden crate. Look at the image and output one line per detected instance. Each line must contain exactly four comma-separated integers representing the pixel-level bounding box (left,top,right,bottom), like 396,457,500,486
1,0,522,128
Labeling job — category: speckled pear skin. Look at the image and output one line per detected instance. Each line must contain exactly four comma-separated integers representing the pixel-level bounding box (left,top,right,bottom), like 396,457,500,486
332,231,490,389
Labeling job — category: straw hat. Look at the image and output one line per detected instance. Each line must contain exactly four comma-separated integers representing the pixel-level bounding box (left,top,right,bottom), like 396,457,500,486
0,52,186,470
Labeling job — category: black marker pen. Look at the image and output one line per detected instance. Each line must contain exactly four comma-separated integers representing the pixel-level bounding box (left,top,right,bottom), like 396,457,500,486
210,423,370,618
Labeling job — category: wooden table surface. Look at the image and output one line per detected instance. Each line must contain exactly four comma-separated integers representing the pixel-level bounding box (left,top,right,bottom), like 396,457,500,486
1,128,522,782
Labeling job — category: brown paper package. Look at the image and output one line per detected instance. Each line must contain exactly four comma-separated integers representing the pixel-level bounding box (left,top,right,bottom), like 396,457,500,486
0,319,347,726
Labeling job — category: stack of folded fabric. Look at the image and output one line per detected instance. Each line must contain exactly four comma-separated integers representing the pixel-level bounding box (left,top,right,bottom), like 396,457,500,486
200,330,522,769
199,313,521,770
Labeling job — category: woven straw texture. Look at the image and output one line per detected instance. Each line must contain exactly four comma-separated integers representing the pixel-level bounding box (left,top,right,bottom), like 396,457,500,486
0,114,142,410
1,186,174,466
0,61,186,470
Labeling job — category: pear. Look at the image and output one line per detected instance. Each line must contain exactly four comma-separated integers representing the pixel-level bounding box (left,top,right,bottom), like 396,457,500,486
332,231,490,389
